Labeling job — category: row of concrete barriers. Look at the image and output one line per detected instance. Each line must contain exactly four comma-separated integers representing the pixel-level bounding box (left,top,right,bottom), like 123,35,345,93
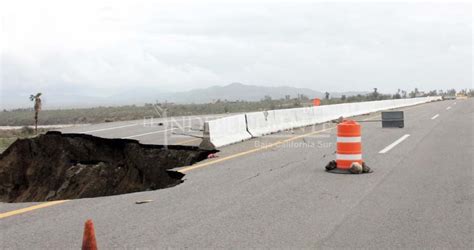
198,96,442,150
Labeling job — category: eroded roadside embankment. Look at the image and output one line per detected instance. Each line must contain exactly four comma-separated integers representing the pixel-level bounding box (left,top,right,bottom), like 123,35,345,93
0,131,215,202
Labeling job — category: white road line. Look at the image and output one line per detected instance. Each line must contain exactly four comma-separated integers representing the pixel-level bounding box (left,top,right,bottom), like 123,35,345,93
446,106,451,110
379,134,410,154
123,128,177,139
453,102,457,105
83,123,138,133
149,116,214,125
431,114,439,120
79,115,220,134
123,125,193,139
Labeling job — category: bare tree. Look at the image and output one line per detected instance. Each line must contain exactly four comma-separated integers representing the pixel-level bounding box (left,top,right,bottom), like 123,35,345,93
393,89,401,99
29,93,42,133
446,89,456,96
372,88,379,100
468,89,474,97
409,88,419,98
324,92,330,100
401,90,407,98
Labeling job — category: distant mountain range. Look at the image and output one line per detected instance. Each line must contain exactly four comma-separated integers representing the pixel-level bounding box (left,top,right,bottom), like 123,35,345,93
112,82,367,104
2,83,368,109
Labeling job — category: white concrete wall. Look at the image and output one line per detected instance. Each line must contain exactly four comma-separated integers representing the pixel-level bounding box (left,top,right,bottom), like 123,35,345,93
199,114,252,150
200,96,442,149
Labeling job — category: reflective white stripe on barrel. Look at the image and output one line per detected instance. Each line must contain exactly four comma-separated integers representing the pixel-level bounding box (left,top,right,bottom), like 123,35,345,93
337,136,361,143
336,154,362,161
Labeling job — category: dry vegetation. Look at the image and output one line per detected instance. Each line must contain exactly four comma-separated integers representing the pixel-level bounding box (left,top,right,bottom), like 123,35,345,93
0,89,469,153
0,127,50,153
0,92,414,126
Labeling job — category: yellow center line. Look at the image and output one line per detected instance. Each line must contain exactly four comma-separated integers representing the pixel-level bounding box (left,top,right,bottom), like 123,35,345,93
179,126,336,173
0,200,69,220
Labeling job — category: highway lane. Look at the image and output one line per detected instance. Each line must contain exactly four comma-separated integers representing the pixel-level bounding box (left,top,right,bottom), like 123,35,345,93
320,99,472,248
58,113,227,146
0,99,471,248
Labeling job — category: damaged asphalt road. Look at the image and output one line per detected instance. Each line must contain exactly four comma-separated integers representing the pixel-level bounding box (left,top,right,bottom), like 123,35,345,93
0,131,215,202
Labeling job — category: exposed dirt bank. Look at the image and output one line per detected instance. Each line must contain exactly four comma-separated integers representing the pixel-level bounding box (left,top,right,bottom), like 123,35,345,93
0,132,215,202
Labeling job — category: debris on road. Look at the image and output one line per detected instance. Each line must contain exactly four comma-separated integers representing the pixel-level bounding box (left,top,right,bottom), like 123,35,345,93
0,131,217,202
331,116,344,123
349,162,363,174
361,162,373,173
207,153,219,159
325,160,373,174
325,160,337,171
135,200,153,204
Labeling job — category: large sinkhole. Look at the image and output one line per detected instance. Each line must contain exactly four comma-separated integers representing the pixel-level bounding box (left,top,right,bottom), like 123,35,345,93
0,131,216,202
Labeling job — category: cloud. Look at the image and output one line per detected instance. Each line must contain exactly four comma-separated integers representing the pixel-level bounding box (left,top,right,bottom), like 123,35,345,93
1,0,472,108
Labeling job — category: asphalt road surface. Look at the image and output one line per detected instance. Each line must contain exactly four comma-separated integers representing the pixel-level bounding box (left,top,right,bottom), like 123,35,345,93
58,113,227,146
0,99,472,249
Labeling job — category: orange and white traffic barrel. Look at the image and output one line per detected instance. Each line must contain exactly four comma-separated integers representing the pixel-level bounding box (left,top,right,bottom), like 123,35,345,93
336,120,362,169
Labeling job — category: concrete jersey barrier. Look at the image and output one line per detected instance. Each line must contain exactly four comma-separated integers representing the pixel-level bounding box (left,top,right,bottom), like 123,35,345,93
245,110,278,137
199,114,252,150
201,96,442,149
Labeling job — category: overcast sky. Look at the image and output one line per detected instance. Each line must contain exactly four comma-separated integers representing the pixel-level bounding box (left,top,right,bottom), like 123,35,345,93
0,0,472,108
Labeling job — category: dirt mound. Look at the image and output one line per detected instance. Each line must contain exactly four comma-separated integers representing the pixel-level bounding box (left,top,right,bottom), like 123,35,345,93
0,131,215,202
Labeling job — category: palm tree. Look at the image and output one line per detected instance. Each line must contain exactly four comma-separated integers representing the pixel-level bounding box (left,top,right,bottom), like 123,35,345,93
29,93,42,133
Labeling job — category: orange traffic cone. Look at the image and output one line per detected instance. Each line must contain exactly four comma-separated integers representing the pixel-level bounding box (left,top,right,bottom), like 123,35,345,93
336,120,362,169
325,119,372,174
82,219,98,250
